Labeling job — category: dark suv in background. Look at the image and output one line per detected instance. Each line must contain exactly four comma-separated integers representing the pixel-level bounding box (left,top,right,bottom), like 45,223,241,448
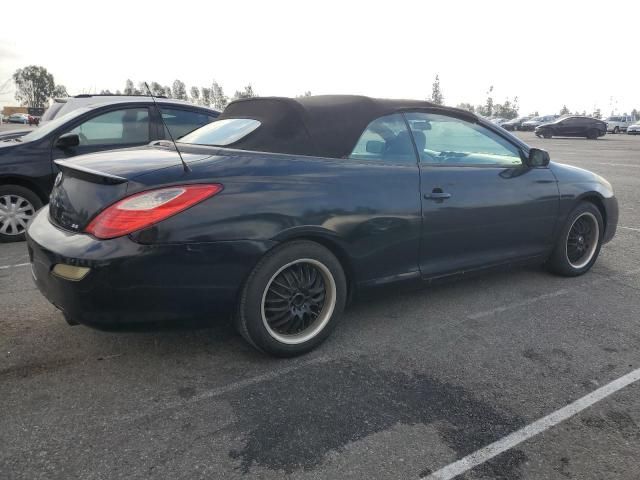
535,116,607,140
0,96,219,241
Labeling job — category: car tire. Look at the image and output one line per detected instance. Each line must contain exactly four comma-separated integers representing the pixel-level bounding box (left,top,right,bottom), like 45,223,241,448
542,130,553,139
613,127,619,134
586,129,599,140
0,185,43,243
236,240,347,357
547,202,603,277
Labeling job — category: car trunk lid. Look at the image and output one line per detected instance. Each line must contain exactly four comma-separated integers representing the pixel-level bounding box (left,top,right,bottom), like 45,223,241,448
48,144,212,232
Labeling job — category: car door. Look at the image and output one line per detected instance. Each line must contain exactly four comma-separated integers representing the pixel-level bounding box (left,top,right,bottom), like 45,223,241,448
51,107,151,163
404,111,559,278
344,113,422,285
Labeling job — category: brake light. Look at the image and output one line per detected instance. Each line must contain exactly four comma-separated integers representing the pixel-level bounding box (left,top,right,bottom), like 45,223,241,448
85,184,223,239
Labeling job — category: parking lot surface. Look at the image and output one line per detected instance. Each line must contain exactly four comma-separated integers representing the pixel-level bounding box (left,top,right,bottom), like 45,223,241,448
1,132,640,479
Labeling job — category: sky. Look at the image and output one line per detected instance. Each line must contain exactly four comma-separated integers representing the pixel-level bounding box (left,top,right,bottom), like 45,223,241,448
1,0,638,116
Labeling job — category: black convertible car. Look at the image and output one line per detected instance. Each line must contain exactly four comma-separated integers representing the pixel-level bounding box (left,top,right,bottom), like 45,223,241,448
27,95,618,356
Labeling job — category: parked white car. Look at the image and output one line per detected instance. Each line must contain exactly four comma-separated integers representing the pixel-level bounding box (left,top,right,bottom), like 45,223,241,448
521,115,559,131
627,121,640,135
605,115,636,133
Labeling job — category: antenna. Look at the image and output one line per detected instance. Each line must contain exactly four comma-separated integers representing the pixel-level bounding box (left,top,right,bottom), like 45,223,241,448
143,82,190,173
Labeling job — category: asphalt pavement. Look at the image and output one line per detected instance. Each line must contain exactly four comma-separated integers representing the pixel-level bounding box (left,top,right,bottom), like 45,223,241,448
1,131,640,479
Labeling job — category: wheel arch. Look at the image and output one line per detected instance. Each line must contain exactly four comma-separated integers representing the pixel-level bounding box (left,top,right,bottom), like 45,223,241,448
577,193,607,231
0,176,49,203
271,228,357,304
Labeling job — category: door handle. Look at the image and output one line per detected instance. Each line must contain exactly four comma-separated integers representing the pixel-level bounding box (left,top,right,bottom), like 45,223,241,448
424,189,451,200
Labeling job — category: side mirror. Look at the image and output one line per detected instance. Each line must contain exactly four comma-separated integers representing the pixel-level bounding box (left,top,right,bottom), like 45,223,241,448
366,140,385,154
55,133,80,149
527,147,550,167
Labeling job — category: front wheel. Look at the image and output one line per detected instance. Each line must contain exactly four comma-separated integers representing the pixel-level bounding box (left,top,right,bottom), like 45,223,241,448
236,240,347,357
613,127,619,134
586,129,599,140
541,130,553,139
547,202,603,277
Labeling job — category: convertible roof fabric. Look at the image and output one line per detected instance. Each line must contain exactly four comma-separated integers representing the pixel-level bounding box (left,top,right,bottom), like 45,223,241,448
217,95,477,158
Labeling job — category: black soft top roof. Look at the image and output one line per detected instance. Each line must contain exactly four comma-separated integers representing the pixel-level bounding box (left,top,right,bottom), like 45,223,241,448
218,95,477,158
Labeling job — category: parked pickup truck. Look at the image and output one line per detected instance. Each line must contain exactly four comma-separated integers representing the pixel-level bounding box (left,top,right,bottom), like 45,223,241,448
605,115,637,133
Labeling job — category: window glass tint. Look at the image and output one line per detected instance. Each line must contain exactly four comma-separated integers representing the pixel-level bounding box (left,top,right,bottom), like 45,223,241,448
350,113,415,163
41,102,65,122
405,112,522,166
67,108,149,146
161,108,214,139
179,118,261,146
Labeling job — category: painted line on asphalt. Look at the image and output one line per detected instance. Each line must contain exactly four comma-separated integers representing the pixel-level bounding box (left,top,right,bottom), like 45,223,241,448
119,355,331,422
620,226,640,233
594,162,640,168
0,262,30,270
467,289,572,320
424,367,640,480
467,267,640,321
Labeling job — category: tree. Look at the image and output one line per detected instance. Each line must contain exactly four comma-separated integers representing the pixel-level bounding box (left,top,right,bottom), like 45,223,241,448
479,85,494,117
124,79,140,95
430,74,444,105
297,91,312,97
190,86,200,104
149,82,165,97
211,81,228,110
591,108,602,119
52,84,68,98
13,65,56,107
560,105,570,115
172,80,187,100
99,89,112,95
632,108,639,120
201,87,212,106
493,96,519,120
163,86,172,98
233,84,256,100
456,102,475,113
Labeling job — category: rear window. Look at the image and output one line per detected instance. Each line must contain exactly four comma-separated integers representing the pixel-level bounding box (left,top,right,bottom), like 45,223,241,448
179,118,261,146
40,101,66,122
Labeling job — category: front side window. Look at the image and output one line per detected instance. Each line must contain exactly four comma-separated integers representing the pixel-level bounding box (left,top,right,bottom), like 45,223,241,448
179,118,261,146
350,113,416,163
161,108,216,139
405,112,522,167
67,108,150,146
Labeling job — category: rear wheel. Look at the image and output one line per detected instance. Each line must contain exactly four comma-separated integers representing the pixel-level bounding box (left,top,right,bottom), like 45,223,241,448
547,202,603,277
586,129,599,140
613,126,619,134
236,240,347,357
0,185,42,242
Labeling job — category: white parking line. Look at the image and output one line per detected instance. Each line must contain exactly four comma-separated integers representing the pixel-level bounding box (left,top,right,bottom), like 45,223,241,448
620,226,640,233
0,262,30,270
468,289,571,320
424,367,640,480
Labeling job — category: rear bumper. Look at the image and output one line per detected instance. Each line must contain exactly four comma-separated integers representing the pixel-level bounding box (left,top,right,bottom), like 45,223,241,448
26,208,273,327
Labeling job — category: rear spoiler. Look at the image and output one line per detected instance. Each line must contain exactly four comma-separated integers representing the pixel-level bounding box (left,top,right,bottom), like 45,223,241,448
54,160,128,185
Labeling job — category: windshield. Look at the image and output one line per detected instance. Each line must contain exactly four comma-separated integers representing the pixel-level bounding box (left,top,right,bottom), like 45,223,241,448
179,118,261,146
19,107,92,142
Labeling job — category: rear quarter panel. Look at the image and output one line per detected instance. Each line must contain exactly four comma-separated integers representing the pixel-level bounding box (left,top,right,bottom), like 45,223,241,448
130,150,422,285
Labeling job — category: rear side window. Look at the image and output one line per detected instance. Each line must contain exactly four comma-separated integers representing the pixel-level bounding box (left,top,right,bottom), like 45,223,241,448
161,108,216,139
179,118,261,146
350,113,416,163
67,108,150,146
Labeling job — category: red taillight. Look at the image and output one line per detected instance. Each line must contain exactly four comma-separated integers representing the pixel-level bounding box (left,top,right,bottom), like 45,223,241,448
85,184,223,239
